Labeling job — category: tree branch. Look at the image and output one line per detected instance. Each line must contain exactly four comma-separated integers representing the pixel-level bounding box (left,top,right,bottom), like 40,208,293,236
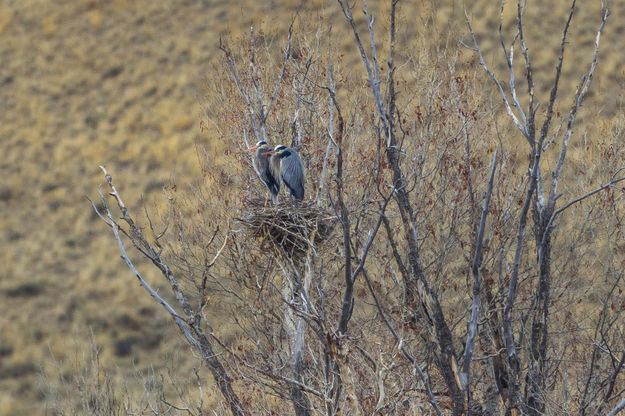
361,267,443,416
606,397,625,416
464,10,528,140
548,6,610,207
461,147,498,390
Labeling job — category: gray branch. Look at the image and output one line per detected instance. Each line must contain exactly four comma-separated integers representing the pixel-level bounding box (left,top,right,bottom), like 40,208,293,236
264,19,293,125
219,37,261,140
606,397,625,416
94,166,247,416
540,174,625,249
465,11,528,140
548,6,610,208
361,268,443,416
337,0,390,141
461,147,498,390
90,190,199,350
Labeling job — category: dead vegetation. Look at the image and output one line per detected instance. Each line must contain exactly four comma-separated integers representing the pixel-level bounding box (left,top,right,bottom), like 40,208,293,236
238,198,336,260
3,0,625,414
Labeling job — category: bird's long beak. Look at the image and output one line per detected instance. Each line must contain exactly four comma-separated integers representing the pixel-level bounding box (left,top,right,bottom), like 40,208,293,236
247,145,259,151
261,151,274,156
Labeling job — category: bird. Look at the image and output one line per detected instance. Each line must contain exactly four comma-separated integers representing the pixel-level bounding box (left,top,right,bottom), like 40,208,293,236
265,145,305,201
267,144,285,194
248,140,280,203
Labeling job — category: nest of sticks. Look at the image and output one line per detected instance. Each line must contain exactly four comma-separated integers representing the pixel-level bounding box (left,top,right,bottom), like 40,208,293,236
239,198,337,260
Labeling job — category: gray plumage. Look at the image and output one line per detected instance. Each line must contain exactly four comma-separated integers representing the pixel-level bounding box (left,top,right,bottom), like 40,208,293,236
268,144,285,193
273,145,305,201
250,140,280,202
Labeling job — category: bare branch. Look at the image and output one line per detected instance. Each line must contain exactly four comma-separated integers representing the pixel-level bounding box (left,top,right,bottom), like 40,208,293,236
248,27,268,140
337,0,390,140
548,6,610,206
317,29,337,203
537,0,577,146
541,174,625,249
461,147,498,390
361,268,443,416
100,166,196,319
95,167,247,416
465,11,528,140
219,37,261,140
350,190,394,284
264,18,294,124
606,397,625,416
516,0,536,137
497,0,528,133
93,189,199,350
207,234,229,269
502,134,542,410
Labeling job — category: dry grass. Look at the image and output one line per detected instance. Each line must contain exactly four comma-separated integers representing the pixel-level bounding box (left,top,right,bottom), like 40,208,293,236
1,0,624,414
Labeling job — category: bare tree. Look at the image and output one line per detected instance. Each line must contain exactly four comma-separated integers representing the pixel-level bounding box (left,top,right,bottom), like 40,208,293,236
92,2,625,415
465,1,622,414
91,167,247,416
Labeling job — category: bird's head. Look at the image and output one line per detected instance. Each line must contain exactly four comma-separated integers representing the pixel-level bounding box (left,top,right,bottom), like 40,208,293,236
275,146,292,158
247,140,268,151
261,144,286,156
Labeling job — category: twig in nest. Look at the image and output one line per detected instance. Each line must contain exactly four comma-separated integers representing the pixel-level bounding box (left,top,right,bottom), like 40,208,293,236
237,198,337,260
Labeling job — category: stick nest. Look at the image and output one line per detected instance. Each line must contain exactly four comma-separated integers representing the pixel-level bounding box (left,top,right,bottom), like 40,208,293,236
238,198,337,260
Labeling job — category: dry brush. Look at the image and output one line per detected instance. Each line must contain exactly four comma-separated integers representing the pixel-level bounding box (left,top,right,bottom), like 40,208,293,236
92,1,625,415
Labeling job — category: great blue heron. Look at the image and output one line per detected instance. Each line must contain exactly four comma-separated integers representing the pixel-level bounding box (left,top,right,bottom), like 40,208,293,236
248,140,280,203
265,145,305,201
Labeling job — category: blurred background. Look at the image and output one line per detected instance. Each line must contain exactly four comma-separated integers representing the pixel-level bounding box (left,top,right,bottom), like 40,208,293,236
0,0,623,414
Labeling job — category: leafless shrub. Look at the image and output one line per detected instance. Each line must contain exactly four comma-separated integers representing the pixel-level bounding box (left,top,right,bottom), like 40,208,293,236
90,1,625,415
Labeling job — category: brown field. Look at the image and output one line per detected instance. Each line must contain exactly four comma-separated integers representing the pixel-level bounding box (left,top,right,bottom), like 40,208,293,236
1,0,624,414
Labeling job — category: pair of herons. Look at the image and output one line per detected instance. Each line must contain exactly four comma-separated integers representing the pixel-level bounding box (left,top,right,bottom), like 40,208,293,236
248,140,305,203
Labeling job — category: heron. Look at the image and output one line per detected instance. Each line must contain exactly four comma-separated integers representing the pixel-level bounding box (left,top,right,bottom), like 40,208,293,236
265,145,305,201
248,140,280,203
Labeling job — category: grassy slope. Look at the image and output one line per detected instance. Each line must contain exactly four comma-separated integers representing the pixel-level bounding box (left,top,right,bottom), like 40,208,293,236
0,0,623,414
